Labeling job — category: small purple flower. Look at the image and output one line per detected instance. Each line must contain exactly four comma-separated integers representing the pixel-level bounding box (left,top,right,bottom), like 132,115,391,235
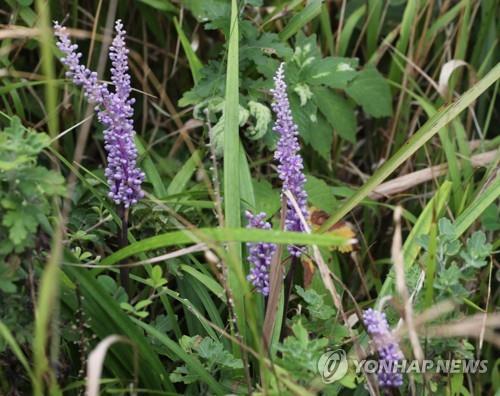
54,22,109,105
54,20,144,208
363,308,404,388
103,20,144,207
245,211,277,296
271,63,308,256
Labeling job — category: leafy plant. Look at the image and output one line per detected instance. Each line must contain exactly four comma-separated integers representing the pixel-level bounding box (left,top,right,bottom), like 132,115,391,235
0,116,65,354
417,218,492,301
180,24,392,160
170,336,243,386
0,117,65,256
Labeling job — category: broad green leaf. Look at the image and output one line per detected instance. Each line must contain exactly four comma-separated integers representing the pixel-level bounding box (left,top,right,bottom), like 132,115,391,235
306,57,358,89
251,179,281,216
455,175,500,237
305,175,336,212
313,87,357,142
345,67,392,117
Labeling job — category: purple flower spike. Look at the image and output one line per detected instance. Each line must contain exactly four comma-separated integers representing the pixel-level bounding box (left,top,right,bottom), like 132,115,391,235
271,63,308,256
363,308,404,388
54,20,144,208
103,20,144,207
245,211,277,296
54,22,108,105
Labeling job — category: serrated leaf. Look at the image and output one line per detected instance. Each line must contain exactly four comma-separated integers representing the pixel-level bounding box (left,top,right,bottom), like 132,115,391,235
251,179,280,216
293,83,313,106
291,320,309,346
306,57,358,89
435,264,462,290
246,101,271,140
178,61,225,107
241,32,293,78
438,218,456,238
295,285,335,320
313,87,357,142
19,167,66,196
305,175,336,212
170,366,198,384
197,338,243,369
2,208,38,245
292,32,322,69
289,92,334,159
345,67,392,117
183,0,230,24
467,231,491,257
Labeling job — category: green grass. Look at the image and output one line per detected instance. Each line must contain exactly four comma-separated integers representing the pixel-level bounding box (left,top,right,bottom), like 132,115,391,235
0,1,499,394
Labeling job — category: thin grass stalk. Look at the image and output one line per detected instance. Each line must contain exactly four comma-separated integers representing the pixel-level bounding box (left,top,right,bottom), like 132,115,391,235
320,63,500,232
118,206,130,292
32,1,62,393
279,256,299,341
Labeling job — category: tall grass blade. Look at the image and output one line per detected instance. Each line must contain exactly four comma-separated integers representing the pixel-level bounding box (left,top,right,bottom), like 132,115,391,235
0,321,35,383
173,17,203,84
338,5,366,57
320,63,500,232
101,227,350,266
279,0,322,41
63,264,174,391
455,174,500,237
388,0,417,84
222,0,255,348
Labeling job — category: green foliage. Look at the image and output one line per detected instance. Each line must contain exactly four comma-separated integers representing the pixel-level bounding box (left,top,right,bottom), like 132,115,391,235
295,285,335,321
1,0,499,394
170,336,243,385
145,265,168,289
0,117,65,355
277,320,329,380
417,218,492,301
0,117,65,255
251,179,280,215
305,175,337,213
179,23,392,160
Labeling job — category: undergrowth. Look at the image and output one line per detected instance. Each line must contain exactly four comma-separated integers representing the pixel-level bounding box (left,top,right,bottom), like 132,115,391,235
0,0,499,395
